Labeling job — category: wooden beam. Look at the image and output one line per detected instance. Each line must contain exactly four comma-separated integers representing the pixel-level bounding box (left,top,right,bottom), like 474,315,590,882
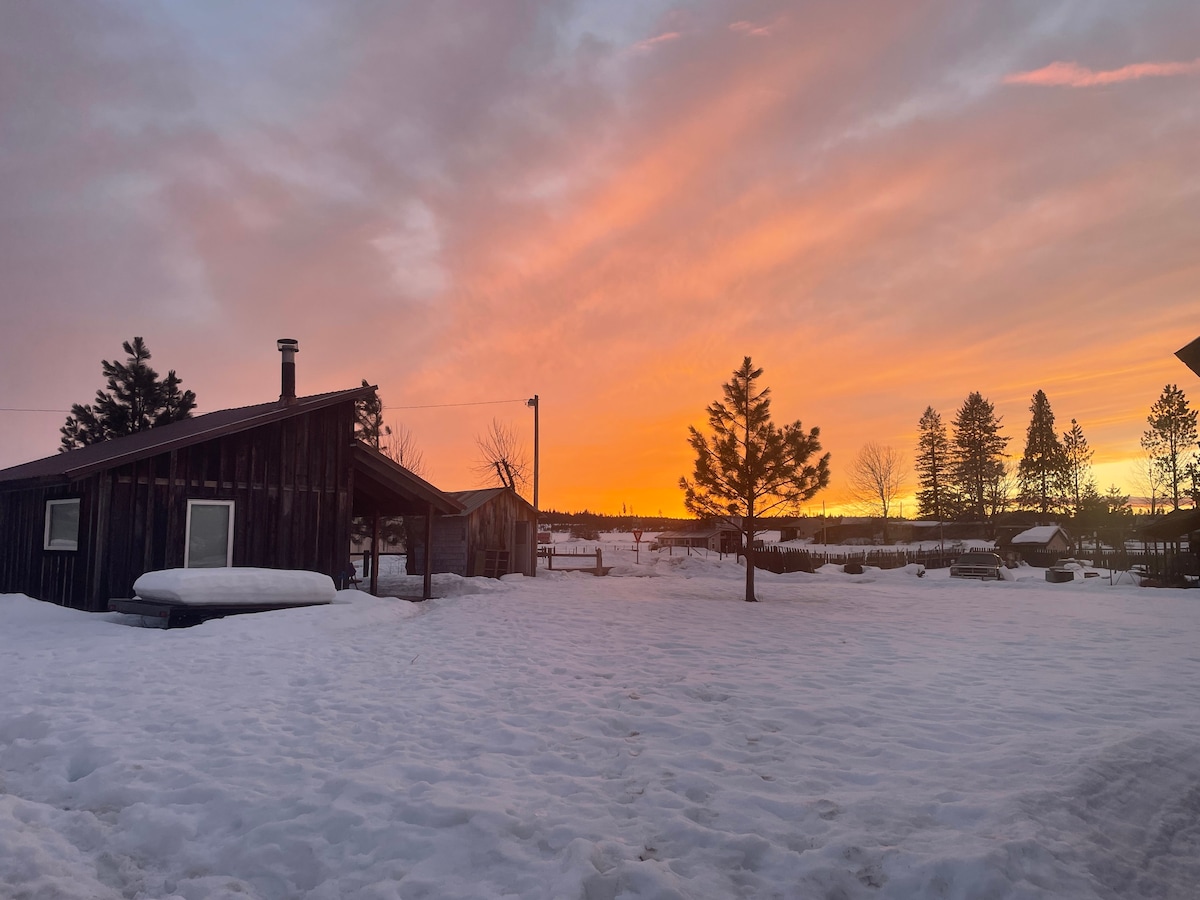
423,502,434,600
370,510,381,596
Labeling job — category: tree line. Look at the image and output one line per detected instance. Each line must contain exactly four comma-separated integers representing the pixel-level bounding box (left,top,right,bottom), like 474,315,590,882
911,384,1198,522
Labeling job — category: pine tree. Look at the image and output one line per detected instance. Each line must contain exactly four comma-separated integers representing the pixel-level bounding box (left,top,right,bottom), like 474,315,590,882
1140,384,1198,511
354,379,391,449
949,391,1008,520
60,337,196,451
1061,418,1096,516
915,406,953,520
680,357,830,602
1016,390,1067,515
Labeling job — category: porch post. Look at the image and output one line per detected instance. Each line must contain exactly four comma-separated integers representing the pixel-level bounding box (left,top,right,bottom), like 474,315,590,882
423,502,434,600
370,511,381,596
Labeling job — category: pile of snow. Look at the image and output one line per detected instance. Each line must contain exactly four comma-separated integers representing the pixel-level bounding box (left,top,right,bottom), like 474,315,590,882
3,558,1199,898
133,567,335,606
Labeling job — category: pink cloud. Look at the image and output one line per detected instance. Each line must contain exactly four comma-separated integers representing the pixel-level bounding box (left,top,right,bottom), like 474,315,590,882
1005,57,1200,87
632,31,682,53
729,20,778,38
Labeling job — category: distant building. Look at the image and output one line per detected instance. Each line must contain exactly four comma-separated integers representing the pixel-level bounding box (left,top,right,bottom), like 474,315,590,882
996,524,1073,565
655,521,741,553
407,487,538,578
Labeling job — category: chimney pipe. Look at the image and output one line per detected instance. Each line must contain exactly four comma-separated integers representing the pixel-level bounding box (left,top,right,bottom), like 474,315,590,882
277,338,298,404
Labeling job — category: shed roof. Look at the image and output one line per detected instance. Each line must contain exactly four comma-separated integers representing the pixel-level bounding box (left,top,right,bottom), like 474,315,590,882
443,487,535,517
0,387,374,489
1010,525,1070,546
1140,507,1200,540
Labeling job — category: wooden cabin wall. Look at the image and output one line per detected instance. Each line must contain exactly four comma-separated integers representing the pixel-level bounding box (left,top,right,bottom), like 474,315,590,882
466,493,538,567
98,404,355,608
2,402,357,612
0,481,95,607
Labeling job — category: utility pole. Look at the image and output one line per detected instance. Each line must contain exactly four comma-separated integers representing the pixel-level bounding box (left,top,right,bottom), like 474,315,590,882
526,395,539,515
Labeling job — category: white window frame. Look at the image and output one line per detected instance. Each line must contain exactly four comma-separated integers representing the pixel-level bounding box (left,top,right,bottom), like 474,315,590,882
184,500,235,568
43,498,81,551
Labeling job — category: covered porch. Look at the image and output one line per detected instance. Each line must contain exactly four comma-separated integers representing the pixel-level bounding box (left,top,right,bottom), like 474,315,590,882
351,442,464,599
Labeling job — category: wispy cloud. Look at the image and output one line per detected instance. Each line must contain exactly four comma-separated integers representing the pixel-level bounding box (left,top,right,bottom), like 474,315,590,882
1005,57,1200,87
729,19,779,38
632,31,681,53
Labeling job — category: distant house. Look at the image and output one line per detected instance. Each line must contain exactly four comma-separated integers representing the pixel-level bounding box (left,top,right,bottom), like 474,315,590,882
406,486,538,578
655,521,741,553
996,524,1073,565
776,516,830,543
0,342,462,610
1140,508,1200,544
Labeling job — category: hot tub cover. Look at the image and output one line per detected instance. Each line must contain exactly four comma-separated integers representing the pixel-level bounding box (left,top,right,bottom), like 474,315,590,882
132,568,336,607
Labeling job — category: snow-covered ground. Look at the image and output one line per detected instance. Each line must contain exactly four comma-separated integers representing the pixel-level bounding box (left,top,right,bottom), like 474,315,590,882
3,553,1199,899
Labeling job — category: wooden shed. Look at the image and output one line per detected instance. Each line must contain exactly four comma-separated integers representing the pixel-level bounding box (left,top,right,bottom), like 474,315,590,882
655,522,741,553
0,375,462,610
407,487,538,578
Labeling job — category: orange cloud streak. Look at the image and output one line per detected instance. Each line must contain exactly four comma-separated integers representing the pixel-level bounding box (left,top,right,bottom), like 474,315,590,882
1005,58,1200,87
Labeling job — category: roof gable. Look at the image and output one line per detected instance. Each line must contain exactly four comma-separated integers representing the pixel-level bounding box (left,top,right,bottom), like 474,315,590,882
0,386,374,487
444,487,535,517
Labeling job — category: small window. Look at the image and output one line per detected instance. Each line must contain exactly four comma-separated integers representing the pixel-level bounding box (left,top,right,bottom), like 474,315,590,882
185,500,234,568
44,499,81,551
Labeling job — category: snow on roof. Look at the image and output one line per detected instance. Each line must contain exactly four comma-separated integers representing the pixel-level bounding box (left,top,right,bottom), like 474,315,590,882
1010,525,1067,545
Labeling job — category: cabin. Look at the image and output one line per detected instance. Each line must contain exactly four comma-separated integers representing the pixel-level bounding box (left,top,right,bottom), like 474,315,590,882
406,486,538,578
655,522,741,553
0,341,463,610
995,524,1073,566
776,516,829,543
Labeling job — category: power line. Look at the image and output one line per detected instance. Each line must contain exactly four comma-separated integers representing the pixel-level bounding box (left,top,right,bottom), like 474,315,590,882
384,398,530,410
0,407,68,413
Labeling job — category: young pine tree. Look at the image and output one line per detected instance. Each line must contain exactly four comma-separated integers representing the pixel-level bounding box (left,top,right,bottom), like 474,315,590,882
1140,384,1198,511
950,391,1008,521
680,357,830,602
1016,390,1067,515
915,406,952,521
1061,418,1096,516
60,337,196,451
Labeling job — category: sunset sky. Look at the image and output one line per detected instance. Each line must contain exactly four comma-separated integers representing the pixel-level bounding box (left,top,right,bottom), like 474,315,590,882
2,1,1198,517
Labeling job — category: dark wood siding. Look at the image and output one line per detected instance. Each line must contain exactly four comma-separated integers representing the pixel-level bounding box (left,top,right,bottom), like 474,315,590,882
1,402,357,612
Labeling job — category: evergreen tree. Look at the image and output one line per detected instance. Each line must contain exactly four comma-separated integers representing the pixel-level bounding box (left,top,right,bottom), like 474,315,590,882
1061,418,1096,516
680,357,830,602
60,337,196,451
1016,390,1067,515
354,379,391,449
949,391,1008,520
915,406,953,520
1140,384,1198,511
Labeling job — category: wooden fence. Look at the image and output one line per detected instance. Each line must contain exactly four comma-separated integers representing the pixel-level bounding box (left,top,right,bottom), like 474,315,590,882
753,546,961,574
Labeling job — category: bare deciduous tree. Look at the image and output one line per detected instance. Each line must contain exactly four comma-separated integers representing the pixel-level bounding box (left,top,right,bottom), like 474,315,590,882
1128,448,1165,514
474,419,530,496
847,442,907,543
382,424,427,478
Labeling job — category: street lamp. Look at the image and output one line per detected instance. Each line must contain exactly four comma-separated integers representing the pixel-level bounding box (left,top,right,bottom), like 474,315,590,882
526,395,539,516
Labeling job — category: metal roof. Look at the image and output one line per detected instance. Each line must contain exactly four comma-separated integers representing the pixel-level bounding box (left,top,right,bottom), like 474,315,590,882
441,487,535,517
0,386,375,488
351,442,464,516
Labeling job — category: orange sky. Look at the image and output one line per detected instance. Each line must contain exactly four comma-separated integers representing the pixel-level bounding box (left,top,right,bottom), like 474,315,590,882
2,2,1198,516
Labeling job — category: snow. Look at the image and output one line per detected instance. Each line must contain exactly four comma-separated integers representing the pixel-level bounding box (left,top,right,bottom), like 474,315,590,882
3,553,1200,899
1010,525,1066,545
133,568,336,606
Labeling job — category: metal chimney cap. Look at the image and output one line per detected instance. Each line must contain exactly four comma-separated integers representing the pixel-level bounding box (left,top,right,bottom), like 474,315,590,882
277,338,299,352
